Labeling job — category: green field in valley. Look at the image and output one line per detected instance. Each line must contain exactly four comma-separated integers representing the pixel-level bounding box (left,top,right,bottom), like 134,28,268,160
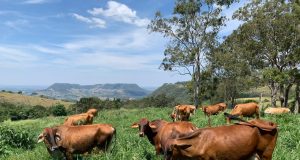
1,107,300,160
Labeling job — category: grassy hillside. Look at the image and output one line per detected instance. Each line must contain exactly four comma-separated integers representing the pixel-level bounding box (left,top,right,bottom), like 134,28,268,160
150,82,192,104
0,92,73,108
1,108,299,160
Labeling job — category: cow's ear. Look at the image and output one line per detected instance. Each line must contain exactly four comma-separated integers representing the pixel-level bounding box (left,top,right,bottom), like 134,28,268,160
37,133,44,143
173,144,192,150
149,122,157,129
131,123,139,128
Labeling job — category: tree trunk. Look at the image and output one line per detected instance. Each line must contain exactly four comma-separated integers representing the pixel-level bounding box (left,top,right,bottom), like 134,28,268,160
230,96,235,109
295,82,300,114
193,52,201,109
283,84,293,108
279,85,284,107
269,82,278,107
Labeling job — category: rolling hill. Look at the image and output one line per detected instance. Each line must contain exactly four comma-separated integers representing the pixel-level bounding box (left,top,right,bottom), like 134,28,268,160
150,82,192,104
0,92,73,108
35,83,150,100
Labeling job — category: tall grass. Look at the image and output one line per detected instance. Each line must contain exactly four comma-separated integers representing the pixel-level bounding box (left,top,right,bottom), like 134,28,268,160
1,108,299,160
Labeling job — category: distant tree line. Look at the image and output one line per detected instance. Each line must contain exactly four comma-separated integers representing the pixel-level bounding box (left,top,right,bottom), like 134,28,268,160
0,102,67,122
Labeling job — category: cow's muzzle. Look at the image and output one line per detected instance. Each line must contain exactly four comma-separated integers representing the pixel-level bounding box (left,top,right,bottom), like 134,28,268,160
50,145,59,151
139,132,144,137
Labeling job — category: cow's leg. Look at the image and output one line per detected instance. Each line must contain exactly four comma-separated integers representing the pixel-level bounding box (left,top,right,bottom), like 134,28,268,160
155,145,162,155
226,116,230,124
256,107,260,119
208,115,211,127
65,152,73,160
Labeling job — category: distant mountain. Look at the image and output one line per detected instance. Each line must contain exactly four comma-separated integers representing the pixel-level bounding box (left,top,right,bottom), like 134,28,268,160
35,83,150,100
150,82,192,104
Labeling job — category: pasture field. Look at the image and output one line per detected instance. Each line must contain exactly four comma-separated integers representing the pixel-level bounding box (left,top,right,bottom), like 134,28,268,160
0,92,73,108
1,107,300,160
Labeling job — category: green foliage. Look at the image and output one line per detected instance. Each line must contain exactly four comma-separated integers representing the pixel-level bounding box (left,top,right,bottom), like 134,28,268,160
25,105,49,119
148,0,231,107
50,104,67,116
230,0,300,106
0,125,35,156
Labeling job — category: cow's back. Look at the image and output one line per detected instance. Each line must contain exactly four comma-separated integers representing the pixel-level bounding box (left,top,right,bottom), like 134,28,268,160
57,124,115,153
231,102,259,116
169,125,261,160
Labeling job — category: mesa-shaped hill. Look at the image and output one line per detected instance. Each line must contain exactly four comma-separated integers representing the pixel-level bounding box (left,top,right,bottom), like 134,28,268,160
35,83,150,100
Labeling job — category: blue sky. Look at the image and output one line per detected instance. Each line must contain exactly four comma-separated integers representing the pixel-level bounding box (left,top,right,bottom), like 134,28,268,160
0,0,245,87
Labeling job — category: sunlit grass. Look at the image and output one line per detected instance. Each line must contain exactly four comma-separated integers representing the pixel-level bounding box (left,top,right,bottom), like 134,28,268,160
1,107,299,160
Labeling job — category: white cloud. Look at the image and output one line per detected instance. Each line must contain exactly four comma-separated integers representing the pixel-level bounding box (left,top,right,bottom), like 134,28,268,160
23,0,49,4
72,13,106,28
87,1,150,27
0,46,38,67
4,19,29,30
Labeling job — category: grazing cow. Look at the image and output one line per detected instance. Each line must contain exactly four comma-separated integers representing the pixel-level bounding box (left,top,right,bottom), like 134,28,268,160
264,107,290,114
202,103,226,126
38,124,116,160
171,105,196,122
86,108,98,117
63,113,93,126
217,102,227,111
164,119,278,160
227,102,260,124
131,118,197,154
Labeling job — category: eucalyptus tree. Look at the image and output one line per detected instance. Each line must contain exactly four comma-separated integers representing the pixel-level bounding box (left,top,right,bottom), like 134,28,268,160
148,0,235,108
233,0,300,107
210,30,257,107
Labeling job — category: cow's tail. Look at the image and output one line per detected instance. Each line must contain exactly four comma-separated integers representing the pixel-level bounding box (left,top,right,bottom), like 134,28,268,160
224,112,247,123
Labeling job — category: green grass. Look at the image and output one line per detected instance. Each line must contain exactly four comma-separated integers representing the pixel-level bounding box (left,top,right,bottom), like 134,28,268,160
1,107,299,160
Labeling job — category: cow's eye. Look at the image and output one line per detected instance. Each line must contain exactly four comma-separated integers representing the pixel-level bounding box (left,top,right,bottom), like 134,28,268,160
55,136,61,141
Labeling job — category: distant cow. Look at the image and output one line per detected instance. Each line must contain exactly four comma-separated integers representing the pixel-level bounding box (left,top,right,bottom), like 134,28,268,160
171,105,196,122
86,108,98,117
131,118,197,154
38,124,116,160
202,103,226,126
264,107,290,114
63,113,93,126
164,119,278,160
227,102,259,124
217,102,227,111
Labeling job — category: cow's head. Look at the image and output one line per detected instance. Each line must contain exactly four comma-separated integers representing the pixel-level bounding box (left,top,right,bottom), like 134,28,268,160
37,127,61,151
170,113,176,122
131,118,151,137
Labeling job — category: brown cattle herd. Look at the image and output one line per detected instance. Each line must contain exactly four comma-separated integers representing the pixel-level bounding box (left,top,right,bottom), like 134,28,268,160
37,102,289,160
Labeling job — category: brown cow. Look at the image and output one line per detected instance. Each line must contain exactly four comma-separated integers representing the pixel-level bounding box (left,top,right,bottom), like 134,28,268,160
171,105,196,122
202,103,226,126
86,108,98,117
217,102,227,111
38,124,116,160
131,118,197,154
264,107,290,114
227,102,260,124
164,119,278,160
63,113,93,126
